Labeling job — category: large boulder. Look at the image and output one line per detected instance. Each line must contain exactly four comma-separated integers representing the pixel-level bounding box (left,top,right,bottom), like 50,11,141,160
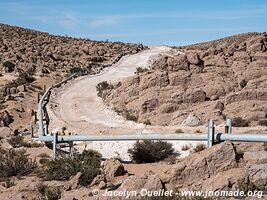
167,54,189,71
103,159,125,180
119,173,163,192
183,88,206,103
165,142,238,190
233,51,251,63
0,127,11,137
254,52,267,61
186,52,201,65
182,114,200,127
247,164,267,191
243,151,267,164
204,55,228,67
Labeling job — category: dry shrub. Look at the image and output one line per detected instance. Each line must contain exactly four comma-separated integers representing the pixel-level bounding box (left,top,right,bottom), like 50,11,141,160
232,117,249,127
128,140,179,163
175,129,184,133
37,183,62,200
96,81,113,98
192,143,206,153
37,150,101,186
0,148,37,181
259,119,267,127
143,119,152,125
7,135,29,148
136,67,148,74
181,144,191,151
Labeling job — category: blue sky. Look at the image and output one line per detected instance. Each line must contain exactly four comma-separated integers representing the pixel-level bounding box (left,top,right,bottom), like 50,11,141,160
0,0,267,45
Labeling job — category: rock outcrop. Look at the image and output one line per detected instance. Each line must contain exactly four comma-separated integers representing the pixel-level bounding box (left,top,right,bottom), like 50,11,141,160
105,32,267,126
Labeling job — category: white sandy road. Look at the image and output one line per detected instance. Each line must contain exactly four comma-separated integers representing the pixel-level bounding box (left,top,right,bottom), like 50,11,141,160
48,46,204,161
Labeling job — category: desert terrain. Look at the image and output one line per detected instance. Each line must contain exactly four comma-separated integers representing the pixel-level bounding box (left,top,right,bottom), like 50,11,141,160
0,24,267,199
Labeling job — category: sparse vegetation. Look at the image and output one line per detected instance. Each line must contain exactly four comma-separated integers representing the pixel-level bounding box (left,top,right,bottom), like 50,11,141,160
3,61,15,72
239,79,247,89
96,81,113,98
128,140,178,163
2,178,16,188
143,119,151,125
123,110,138,122
37,150,101,186
37,183,62,200
175,129,184,133
8,66,36,87
38,153,50,158
232,117,249,127
7,135,42,148
136,67,149,74
0,148,37,181
191,143,206,153
29,142,44,148
259,119,267,127
181,144,191,151
7,135,28,148
194,129,202,133
237,180,264,197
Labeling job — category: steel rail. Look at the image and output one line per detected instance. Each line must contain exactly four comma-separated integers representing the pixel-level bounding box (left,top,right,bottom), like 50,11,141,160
39,133,267,143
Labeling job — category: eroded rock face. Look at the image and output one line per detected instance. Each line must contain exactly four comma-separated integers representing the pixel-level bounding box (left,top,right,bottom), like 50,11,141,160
106,32,267,126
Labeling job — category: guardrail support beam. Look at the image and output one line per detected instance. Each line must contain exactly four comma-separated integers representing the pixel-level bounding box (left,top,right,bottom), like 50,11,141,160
225,118,232,134
52,132,58,159
207,119,215,148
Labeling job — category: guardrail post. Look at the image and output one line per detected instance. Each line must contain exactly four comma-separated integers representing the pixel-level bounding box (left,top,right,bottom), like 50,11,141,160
44,124,48,135
53,132,58,159
207,119,214,148
69,141,74,157
225,118,232,134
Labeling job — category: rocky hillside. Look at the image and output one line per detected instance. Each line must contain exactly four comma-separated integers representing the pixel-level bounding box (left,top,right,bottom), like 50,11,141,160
105,32,267,126
0,24,144,132
0,23,144,75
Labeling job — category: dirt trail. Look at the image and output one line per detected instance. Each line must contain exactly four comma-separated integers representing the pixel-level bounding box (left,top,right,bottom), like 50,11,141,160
47,46,206,161
48,46,172,133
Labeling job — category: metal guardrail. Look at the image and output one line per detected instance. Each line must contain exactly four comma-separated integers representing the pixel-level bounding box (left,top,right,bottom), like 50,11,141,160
34,53,267,159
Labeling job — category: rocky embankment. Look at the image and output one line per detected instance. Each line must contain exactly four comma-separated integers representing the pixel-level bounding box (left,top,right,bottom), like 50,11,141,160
105,32,267,126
